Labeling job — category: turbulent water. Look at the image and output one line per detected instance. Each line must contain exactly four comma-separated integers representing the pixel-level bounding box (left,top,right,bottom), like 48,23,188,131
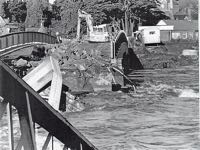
0,65,199,150
64,65,199,150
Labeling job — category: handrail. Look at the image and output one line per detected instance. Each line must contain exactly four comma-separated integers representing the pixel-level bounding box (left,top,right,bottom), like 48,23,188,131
0,32,57,50
0,31,55,38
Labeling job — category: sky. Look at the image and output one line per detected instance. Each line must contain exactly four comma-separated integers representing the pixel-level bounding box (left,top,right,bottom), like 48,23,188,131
49,0,55,4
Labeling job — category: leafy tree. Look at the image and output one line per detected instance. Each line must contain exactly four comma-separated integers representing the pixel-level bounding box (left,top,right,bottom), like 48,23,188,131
179,0,198,20
25,0,44,28
82,0,168,27
51,2,61,21
53,0,169,36
52,0,82,35
128,0,169,25
1,1,12,21
9,1,27,23
81,0,169,33
42,7,53,27
1,1,27,23
0,0,4,17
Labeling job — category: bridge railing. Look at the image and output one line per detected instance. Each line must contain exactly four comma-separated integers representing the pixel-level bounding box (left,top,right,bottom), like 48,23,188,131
0,32,57,50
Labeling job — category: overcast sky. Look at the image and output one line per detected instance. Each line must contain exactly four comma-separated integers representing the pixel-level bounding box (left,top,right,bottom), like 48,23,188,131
49,0,55,4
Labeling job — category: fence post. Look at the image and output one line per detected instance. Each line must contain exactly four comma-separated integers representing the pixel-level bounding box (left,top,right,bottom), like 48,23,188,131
12,35,14,46
0,38,1,49
18,33,20,44
6,36,8,47
23,32,25,44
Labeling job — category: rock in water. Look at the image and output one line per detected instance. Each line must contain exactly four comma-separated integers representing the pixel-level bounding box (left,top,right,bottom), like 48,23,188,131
182,49,198,56
14,58,29,67
90,72,113,92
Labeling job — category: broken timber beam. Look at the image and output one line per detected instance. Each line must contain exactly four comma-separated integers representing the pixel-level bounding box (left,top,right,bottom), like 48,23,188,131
23,56,62,110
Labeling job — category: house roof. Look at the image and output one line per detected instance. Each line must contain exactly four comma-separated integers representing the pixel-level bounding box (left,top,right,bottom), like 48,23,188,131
157,20,198,31
26,27,40,32
6,23,19,28
174,11,187,16
0,16,6,27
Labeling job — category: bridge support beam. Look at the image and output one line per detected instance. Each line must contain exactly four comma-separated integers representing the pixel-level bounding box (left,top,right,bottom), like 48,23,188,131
0,99,7,120
17,92,36,150
7,103,14,150
42,133,52,150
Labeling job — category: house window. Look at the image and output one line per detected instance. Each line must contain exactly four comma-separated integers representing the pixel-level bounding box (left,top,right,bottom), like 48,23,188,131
93,27,97,32
149,31,155,34
172,32,180,39
188,32,194,39
181,32,187,39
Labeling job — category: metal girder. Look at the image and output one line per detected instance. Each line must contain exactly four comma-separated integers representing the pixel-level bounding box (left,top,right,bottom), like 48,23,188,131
0,60,97,150
42,133,51,150
18,109,35,150
7,103,14,150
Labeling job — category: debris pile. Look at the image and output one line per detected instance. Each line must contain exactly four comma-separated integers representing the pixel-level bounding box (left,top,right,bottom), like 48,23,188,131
133,41,199,69
48,41,114,93
2,40,198,112
2,41,117,112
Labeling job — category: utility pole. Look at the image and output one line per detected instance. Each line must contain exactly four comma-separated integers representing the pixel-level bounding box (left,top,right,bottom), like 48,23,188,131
0,0,5,17
124,0,128,35
169,0,174,20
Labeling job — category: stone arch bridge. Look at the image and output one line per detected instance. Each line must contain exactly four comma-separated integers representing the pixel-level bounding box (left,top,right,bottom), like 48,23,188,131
111,30,143,74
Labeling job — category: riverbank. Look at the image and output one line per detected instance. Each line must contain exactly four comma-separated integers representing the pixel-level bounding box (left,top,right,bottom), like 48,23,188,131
2,40,198,69
1,40,198,93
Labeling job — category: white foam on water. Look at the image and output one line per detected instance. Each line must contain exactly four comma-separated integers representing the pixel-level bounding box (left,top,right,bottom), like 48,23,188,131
35,134,64,150
35,128,64,150
178,89,199,98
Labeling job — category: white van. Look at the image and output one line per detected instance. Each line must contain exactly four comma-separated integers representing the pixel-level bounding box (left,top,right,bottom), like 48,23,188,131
140,27,161,44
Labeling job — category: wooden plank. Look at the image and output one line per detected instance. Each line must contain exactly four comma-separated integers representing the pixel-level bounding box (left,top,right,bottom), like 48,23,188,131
48,57,62,110
23,58,53,91
0,60,97,150
7,103,14,150
23,56,62,110
48,72,62,110
42,133,51,150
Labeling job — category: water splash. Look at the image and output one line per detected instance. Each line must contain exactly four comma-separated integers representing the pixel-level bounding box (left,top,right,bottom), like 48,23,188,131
178,89,199,98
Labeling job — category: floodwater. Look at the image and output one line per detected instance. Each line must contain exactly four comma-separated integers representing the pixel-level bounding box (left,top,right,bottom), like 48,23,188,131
65,65,199,150
0,65,199,150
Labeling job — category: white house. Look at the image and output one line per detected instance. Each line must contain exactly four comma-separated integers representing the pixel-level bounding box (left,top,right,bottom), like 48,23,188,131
157,20,198,40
